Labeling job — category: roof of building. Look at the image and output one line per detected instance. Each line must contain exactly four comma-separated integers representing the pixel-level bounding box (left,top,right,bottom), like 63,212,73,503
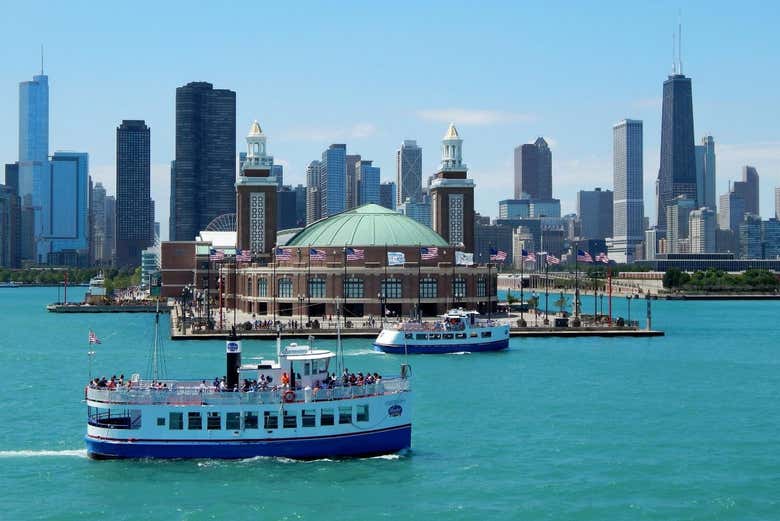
285,204,448,247
248,120,263,136
444,123,459,139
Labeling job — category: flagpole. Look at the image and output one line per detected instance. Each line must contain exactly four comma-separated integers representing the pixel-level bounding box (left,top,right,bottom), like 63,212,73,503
343,245,348,328
520,250,525,323
272,247,277,325
608,264,613,325
574,242,580,319
206,255,211,329
307,244,311,322
383,243,388,326
544,255,549,323
233,252,237,330
417,243,421,321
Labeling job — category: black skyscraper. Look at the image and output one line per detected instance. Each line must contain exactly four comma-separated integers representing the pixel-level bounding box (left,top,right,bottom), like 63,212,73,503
514,137,552,200
171,82,236,241
116,120,154,268
657,74,696,232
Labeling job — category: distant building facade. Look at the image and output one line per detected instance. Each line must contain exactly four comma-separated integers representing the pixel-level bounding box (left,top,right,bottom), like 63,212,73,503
306,160,321,225
514,137,552,200
610,119,644,263
689,207,716,254
577,188,613,240
44,152,90,265
320,144,346,218
695,135,716,213
357,160,380,206
396,140,422,206
379,181,396,210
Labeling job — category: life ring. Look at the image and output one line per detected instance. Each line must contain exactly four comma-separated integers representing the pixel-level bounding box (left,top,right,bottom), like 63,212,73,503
283,390,296,403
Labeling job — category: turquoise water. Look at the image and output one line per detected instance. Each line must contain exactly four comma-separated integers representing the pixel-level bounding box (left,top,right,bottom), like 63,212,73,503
1,288,778,520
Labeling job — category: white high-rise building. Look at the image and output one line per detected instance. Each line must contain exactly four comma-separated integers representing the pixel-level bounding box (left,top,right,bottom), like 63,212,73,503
689,207,716,253
775,187,780,219
695,136,717,213
608,119,644,263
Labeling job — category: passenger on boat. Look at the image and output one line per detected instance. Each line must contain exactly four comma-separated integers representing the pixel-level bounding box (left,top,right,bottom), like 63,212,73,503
281,372,290,387
198,380,207,393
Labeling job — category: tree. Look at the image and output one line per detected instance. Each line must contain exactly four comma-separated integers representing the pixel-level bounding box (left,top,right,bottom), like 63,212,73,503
554,293,568,314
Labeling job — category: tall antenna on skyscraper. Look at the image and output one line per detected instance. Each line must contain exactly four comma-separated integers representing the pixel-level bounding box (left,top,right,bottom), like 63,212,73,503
678,9,683,74
40,45,44,75
671,31,676,74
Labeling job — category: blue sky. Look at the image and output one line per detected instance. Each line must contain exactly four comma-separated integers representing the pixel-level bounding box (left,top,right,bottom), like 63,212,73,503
2,1,780,239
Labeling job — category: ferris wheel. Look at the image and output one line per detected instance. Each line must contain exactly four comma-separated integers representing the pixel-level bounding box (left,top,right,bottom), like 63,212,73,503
204,213,236,232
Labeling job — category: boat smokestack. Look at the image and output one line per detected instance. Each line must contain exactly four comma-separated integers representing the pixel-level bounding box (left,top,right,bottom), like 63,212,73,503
226,327,241,390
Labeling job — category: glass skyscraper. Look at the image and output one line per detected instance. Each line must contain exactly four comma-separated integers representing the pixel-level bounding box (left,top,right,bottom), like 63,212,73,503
610,119,644,262
306,160,321,225
357,160,380,206
45,152,89,262
657,73,697,232
116,120,154,268
396,140,422,206
514,137,552,200
379,181,396,210
170,82,236,241
320,144,346,217
18,73,49,261
695,135,716,213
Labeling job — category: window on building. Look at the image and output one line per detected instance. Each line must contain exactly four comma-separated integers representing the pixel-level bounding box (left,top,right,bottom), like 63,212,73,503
278,278,292,298
207,412,221,430
420,277,438,298
283,410,297,429
188,412,202,430
226,412,241,430
244,411,258,429
339,406,352,424
264,411,278,430
381,279,402,298
343,277,364,298
356,404,369,422
258,278,267,297
308,277,326,298
321,408,335,426
452,277,466,298
246,278,252,296
477,277,487,297
169,412,183,430
302,409,316,427
481,331,493,338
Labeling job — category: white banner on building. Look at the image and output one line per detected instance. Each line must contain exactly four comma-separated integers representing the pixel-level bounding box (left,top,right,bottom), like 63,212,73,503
455,251,474,266
387,251,406,266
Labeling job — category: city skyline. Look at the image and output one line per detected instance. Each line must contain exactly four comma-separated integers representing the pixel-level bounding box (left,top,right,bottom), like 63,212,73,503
2,3,780,241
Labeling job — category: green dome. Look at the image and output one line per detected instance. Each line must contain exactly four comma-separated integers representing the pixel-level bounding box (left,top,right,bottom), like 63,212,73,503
285,204,448,247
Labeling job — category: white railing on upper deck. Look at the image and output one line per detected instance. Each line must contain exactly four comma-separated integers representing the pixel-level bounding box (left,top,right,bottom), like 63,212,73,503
86,377,410,406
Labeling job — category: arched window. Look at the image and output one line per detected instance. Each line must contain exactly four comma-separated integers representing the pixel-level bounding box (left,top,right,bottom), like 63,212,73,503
308,277,326,298
246,277,252,296
278,278,292,298
257,278,267,297
381,278,402,299
343,277,364,298
420,277,437,298
452,277,466,298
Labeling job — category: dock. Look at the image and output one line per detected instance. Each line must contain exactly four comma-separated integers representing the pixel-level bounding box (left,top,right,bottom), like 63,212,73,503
47,303,171,313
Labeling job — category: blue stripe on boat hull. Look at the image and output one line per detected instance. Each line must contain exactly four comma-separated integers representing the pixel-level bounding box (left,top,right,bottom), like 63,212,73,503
85,425,411,460
373,339,509,354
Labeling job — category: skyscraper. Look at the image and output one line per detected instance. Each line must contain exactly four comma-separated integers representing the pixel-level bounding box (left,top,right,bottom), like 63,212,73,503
104,195,116,263
379,181,396,210
577,188,613,240
45,152,90,264
272,164,284,191
306,160,321,225
0,184,21,268
666,195,696,254
657,72,697,232
116,120,154,268
695,135,716,212
719,188,746,234
170,82,236,241
609,119,644,263
514,138,552,200
738,166,759,216
775,187,780,219
90,182,107,265
357,160,380,206
320,144,346,218
396,140,422,206
739,214,762,259
345,154,361,209
18,71,49,261
689,207,716,253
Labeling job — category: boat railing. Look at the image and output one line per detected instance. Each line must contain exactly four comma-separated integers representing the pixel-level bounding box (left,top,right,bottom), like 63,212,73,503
86,377,410,406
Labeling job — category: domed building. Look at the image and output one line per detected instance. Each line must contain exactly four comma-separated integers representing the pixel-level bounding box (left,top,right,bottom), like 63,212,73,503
233,204,497,319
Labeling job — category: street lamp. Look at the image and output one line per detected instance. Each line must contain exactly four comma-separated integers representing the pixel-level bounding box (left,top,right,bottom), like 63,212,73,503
297,294,304,328
532,290,538,327
378,292,387,329
626,294,633,325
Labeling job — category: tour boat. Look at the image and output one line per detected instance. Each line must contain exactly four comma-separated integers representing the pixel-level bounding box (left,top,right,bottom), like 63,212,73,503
87,273,107,297
84,331,412,460
373,309,510,354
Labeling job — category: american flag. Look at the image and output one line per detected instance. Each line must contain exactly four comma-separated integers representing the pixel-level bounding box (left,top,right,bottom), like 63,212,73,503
275,248,292,260
345,247,365,261
524,251,537,263
309,248,326,261
546,254,561,265
209,248,224,261
596,252,610,264
88,330,101,345
420,247,439,260
236,249,252,262
489,248,507,262
577,249,593,263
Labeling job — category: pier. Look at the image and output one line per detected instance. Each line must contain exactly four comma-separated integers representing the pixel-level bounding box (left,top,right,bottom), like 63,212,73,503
47,303,170,313
168,303,663,341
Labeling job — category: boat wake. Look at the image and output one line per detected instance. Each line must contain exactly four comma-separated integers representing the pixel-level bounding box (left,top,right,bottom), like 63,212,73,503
0,449,87,458
344,349,380,357
447,351,471,356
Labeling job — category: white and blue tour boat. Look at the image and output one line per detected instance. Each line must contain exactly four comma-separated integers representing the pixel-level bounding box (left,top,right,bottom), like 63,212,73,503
85,328,412,459
373,309,510,354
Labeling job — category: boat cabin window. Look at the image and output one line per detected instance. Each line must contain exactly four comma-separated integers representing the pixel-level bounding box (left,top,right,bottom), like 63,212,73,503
169,412,183,430
87,406,141,430
455,333,467,339
226,412,241,430
481,331,492,338
157,417,166,426
264,411,278,430
244,412,258,429
404,333,413,340
303,362,311,376
431,333,441,340
207,412,221,430
302,409,316,427
339,406,352,424
356,404,369,422
321,409,335,426
415,333,427,340
188,412,202,430
283,411,297,429
443,333,453,340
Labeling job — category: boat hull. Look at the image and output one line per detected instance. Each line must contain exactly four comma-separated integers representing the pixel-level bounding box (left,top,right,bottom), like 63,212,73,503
373,339,509,354
85,424,411,460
